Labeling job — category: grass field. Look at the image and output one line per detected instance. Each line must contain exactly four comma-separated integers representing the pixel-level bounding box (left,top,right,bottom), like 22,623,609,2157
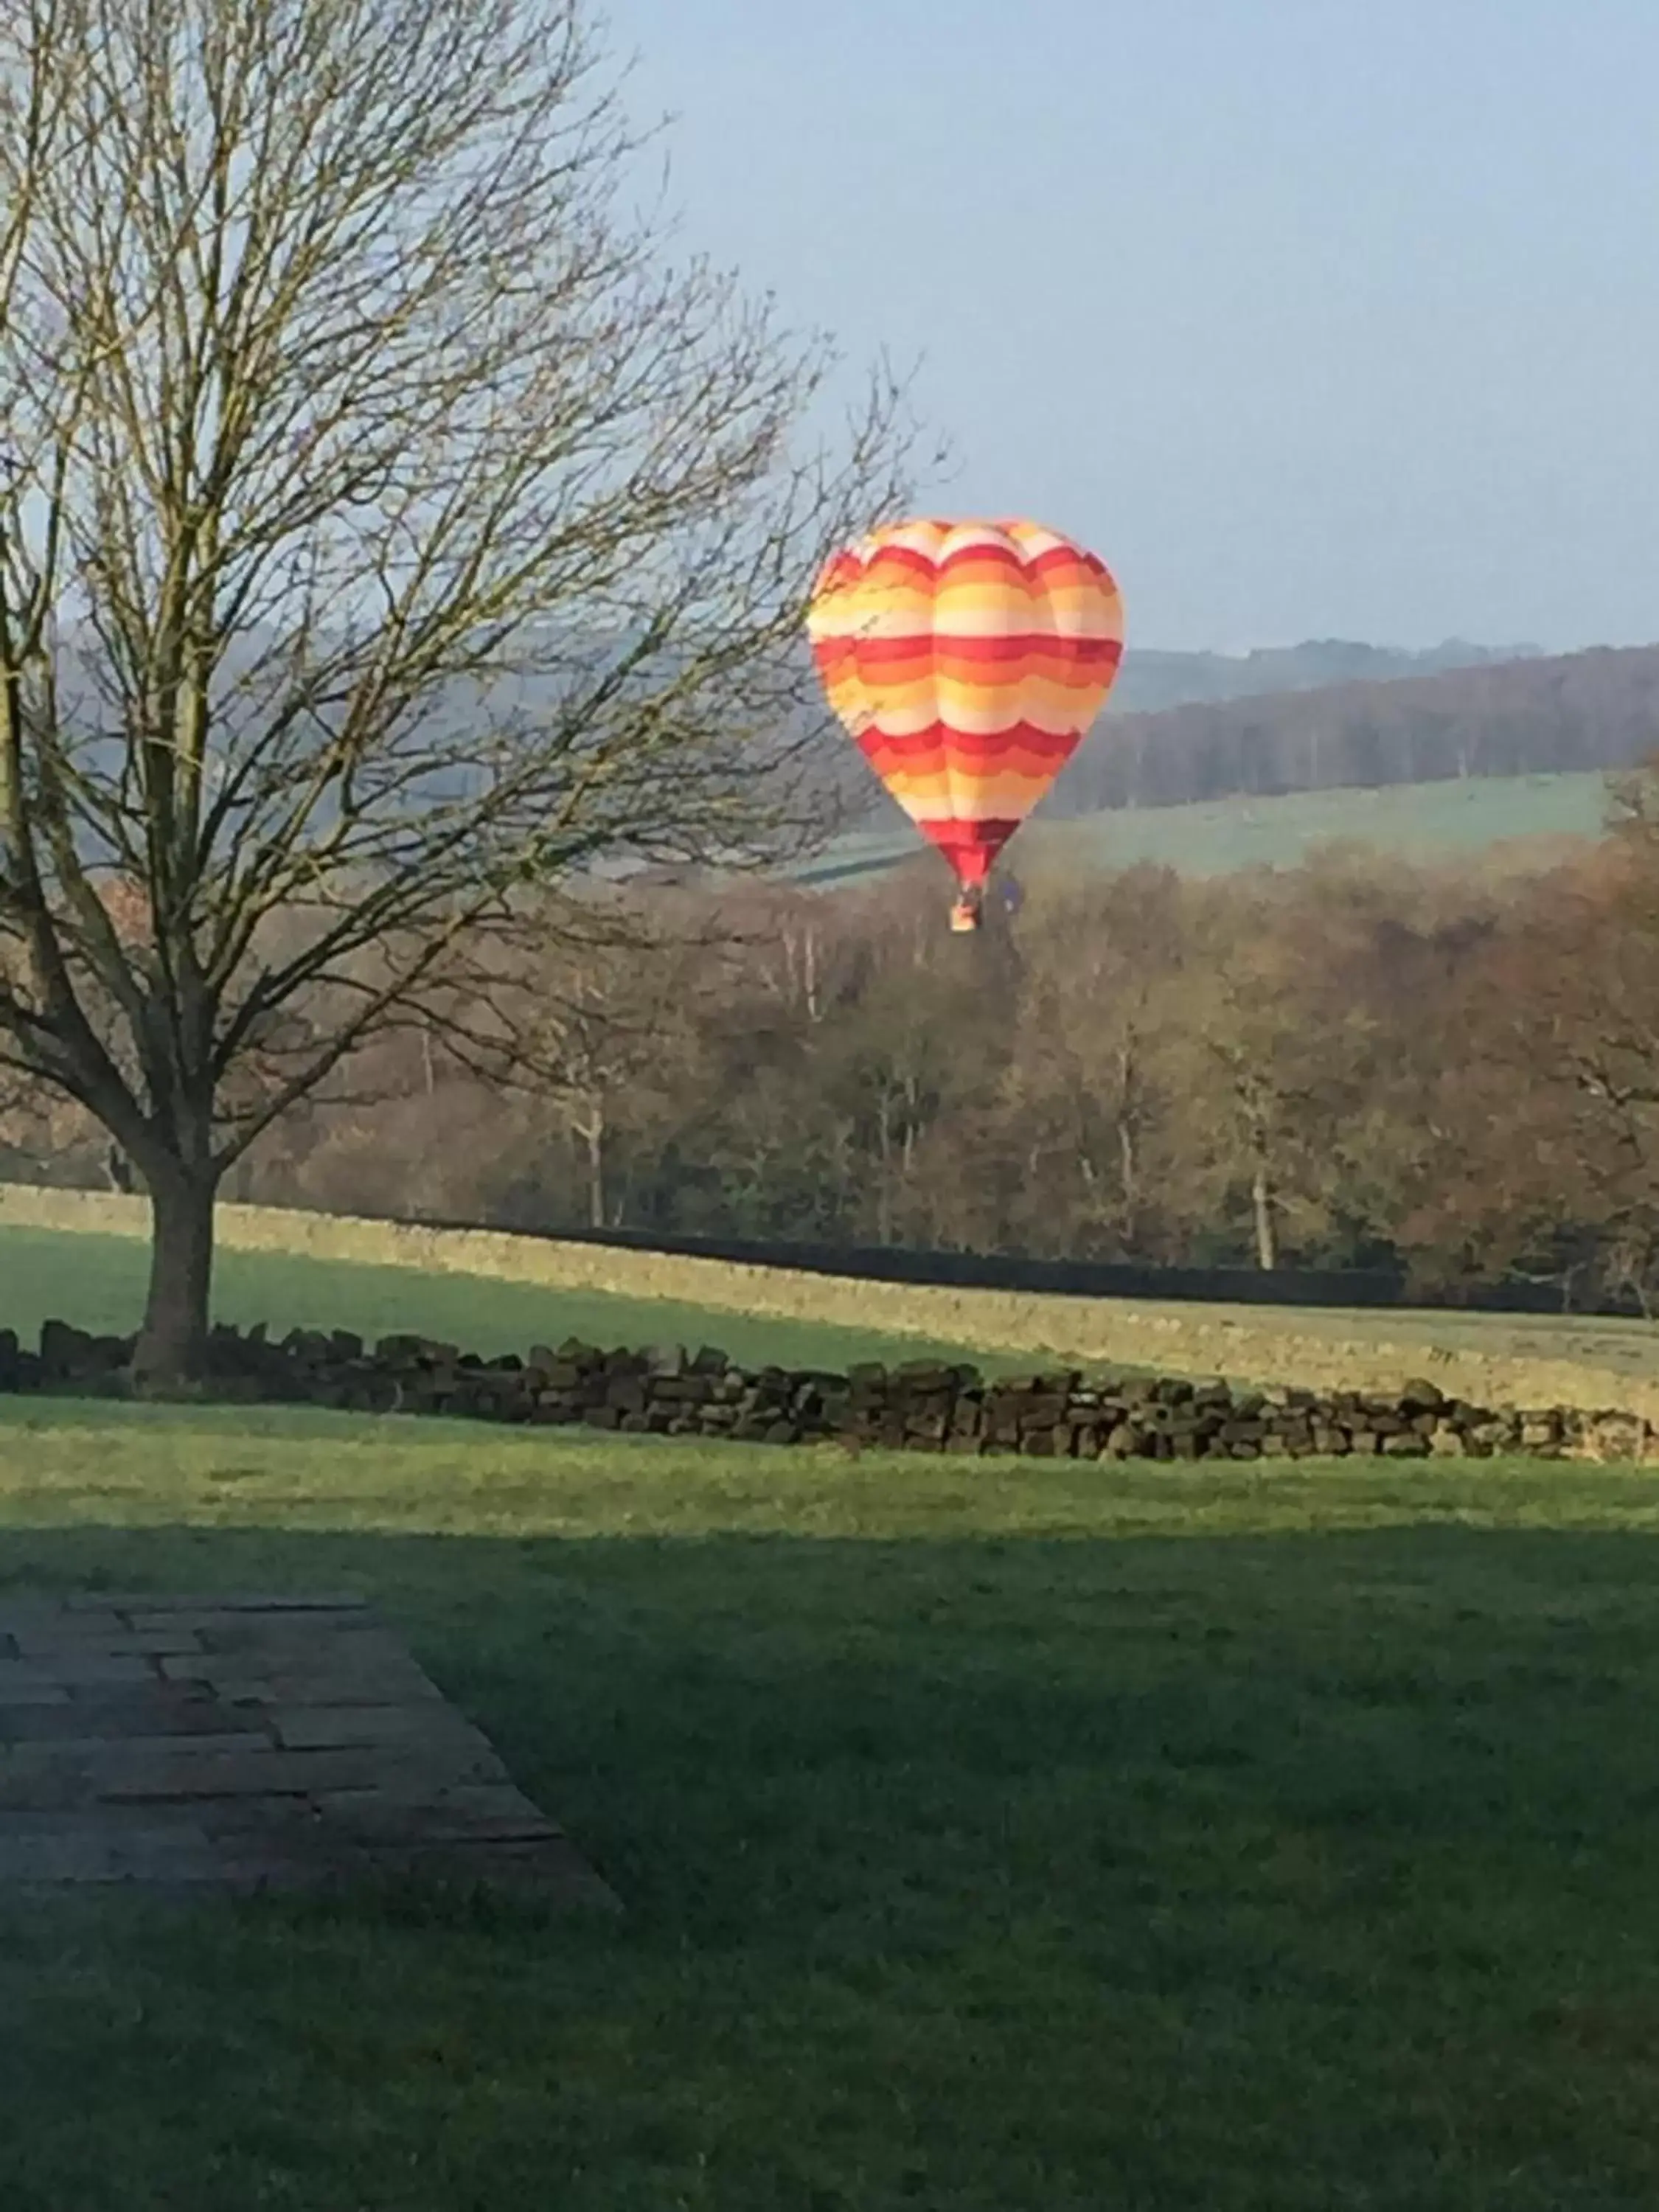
1036,768,1612,880
6,1395,1659,2208
0,1222,1018,1376
789,770,1612,889
10,1194,1659,1422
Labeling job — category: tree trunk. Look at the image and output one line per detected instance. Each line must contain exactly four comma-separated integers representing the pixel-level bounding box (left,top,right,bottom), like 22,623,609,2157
133,1162,220,1389
1251,1152,1278,1271
803,927,819,1023
583,1105,606,1230
875,1090,894,1245
1118,1118,1138,1247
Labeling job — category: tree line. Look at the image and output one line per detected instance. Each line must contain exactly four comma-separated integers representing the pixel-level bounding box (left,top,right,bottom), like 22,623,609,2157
13,771,1659,1312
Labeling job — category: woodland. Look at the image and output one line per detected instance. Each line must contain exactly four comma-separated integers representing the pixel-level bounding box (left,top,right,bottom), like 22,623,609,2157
10,766,1659,1314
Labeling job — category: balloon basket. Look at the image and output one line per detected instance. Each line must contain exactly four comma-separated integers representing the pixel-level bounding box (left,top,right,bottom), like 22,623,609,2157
947,899,982,934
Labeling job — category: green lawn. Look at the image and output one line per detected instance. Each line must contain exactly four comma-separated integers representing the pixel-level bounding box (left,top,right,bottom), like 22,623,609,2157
1037,768,1612,879
0,1222,1014,1374
6,1396,1659,2208
789,770,1613,888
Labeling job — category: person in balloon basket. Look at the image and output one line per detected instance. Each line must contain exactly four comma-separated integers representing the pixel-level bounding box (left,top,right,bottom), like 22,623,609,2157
949,883,984,933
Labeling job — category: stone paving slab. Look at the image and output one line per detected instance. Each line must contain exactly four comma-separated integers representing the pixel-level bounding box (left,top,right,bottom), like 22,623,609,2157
0,1594,617,1907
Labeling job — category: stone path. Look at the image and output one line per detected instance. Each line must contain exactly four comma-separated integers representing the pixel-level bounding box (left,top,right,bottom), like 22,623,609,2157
0,1593,617,1904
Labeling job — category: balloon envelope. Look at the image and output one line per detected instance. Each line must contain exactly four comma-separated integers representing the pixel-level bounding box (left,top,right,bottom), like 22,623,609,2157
807,518,1123,891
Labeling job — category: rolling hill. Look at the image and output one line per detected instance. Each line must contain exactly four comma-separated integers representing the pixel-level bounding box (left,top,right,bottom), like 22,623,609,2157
787,769,1615,890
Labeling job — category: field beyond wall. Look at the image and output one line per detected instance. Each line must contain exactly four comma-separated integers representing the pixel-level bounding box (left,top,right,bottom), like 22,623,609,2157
5,1182,1659,1419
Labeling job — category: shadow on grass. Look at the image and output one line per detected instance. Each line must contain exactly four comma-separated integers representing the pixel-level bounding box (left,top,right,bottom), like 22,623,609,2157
4,1514,1659,2210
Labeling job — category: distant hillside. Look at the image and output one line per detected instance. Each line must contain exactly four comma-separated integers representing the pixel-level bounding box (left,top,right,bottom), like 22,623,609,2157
787,770,1613,891
1053,642,1659,815
1107,637,1540,716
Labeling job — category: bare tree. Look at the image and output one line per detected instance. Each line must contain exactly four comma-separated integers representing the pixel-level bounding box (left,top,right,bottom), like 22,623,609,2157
416,885,719,1232
1004,866,1187,1257
0,0,920,1380
1166,874,1351,1272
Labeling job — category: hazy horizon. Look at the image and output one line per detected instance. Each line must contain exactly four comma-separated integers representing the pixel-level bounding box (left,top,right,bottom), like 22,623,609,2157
608,0,1659,658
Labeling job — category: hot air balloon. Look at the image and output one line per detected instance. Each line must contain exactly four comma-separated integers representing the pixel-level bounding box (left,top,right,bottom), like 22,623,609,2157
807,519,1123,930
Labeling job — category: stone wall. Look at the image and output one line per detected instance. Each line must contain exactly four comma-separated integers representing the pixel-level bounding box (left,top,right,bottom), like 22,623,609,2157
2,1320,1652,1464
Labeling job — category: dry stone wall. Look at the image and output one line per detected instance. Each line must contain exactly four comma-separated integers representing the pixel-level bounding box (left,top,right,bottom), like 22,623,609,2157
1,1320,1653,1464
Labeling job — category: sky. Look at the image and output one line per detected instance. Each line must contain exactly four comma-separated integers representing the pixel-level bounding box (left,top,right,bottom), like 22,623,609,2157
605,0,1658,654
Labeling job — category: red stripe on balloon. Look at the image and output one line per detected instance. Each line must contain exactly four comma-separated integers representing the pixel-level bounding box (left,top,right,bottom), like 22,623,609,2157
846,634,1121,671
857,723,1083,766
913,818,1022,887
